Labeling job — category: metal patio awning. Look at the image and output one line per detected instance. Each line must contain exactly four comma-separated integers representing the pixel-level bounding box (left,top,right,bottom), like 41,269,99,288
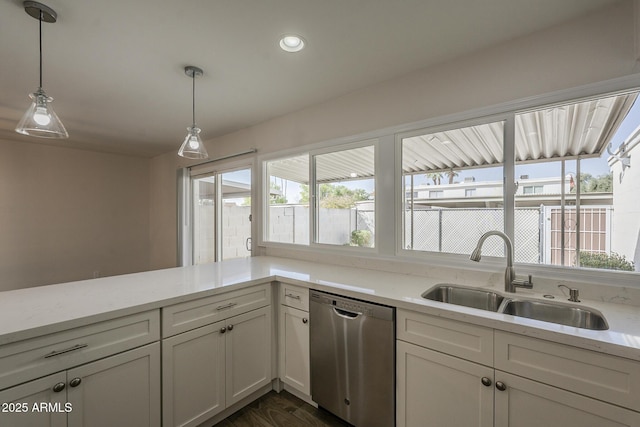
403,93,637,174
269,93,637,183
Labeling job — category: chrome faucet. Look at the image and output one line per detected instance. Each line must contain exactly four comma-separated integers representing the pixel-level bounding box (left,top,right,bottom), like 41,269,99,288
470,231,533,293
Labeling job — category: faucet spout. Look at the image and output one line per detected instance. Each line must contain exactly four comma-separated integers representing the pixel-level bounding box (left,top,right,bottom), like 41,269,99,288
470,231,523,293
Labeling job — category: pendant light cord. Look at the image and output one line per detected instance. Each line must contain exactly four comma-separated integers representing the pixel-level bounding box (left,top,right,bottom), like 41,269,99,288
39,10,43,88
192,73,196,127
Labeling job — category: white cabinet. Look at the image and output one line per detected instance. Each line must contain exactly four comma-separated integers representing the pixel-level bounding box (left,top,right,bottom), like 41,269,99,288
225,306,273,406
278,283,310,396
397,340,493,427
279,305,310,395
66,342,160,427
397,309,640,427
162,286,272,427
494,371,640,427
397,310,494,427
162,323,225,427
0,342,160,427
0,372,67,427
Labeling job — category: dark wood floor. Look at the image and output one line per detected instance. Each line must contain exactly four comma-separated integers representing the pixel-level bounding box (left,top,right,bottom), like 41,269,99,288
214,390,352,427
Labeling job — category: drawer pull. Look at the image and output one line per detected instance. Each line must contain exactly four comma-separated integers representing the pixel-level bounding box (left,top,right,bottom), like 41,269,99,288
216,302,237,311
496,381,507,391
44,343,88,359
52,382,66,393
285,293,301,300
227,324,234,331
69,377,82,388
481,377,492,387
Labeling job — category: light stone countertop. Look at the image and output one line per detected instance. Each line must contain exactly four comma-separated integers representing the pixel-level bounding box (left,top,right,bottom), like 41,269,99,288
1,256,639,362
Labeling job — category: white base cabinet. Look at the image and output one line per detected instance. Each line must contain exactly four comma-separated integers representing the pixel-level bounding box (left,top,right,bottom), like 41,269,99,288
397,309,640,427
279,305,310,396
0,372,67,427
494,371,640,427
0,342,160,427
162,305,272,427
278,283,310,397
397,340,493,427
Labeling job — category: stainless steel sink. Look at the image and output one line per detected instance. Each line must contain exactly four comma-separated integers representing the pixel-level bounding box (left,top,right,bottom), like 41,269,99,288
422,284,609,330
501,299,609,330
421,284,505,312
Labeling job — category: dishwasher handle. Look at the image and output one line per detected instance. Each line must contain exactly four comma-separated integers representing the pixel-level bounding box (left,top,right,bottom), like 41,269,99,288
333,307,361,319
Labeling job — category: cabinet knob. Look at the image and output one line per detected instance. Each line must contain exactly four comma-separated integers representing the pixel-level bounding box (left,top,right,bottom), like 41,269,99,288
227,324,234,331
302,318,308,324
495,381,507,391
220,327,226,334
69,377,82,388
52,382,66,393
481,377,492,387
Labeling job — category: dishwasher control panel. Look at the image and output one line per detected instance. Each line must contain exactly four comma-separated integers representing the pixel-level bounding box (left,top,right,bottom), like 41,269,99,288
310,290,394,320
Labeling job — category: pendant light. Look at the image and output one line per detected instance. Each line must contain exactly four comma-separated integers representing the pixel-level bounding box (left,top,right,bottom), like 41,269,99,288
16,1,68,139
178,66,208,159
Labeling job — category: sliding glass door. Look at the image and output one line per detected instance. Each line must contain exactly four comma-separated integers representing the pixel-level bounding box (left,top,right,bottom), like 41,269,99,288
191,167,252,264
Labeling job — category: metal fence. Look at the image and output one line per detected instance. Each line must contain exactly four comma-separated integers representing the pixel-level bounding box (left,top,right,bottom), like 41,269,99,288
404,206,612,265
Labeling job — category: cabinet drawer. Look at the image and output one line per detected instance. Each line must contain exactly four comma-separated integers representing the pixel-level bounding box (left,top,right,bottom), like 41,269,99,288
397,309,493,366
495,331,640,412
162,284,271,337
279,283,309,311
0,310,160,391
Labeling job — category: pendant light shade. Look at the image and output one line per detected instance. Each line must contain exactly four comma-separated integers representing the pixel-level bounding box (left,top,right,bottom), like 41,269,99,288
178,66,208,159
16,1,68,139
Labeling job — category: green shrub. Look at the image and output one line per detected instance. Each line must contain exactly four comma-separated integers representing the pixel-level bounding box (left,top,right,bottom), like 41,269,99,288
350,230,372,247
579,251,634,271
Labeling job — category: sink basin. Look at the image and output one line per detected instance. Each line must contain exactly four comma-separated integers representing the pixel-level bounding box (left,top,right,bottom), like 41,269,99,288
501,299,608,330
422,284,608,330
422,284,505,312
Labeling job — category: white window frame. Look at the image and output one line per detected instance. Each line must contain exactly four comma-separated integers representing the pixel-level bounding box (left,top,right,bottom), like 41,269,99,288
394,83,640,286
253,74,640,287
180,158,255,265
259,139,380,255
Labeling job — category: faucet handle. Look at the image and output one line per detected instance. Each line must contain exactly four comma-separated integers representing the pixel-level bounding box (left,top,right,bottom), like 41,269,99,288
558,284,580,302
512,274,533,289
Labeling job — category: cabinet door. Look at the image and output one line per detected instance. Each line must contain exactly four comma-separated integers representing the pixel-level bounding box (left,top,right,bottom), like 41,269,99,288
0,372,67,427
397,340,494,427
66,342,160,427
494,371,640,427
225,306,272,406
279,305,310,395
162,322,226,427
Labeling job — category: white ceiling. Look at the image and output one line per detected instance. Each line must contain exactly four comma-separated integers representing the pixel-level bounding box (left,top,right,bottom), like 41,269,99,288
0,0,620,157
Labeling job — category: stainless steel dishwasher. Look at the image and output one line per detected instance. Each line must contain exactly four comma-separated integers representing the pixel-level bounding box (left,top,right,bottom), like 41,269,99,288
310,289,395,427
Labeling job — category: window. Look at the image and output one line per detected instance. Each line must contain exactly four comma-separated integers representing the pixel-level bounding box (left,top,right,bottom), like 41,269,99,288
402,121,505,254
513,93,639,271
522,185,543,195
314,144,375,247
255,86,639,278
265,154,310,245
400,91,640,275
263,143,376,248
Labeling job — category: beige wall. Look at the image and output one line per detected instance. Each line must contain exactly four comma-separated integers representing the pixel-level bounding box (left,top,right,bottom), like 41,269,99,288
150,1,638,269
0,139,151,291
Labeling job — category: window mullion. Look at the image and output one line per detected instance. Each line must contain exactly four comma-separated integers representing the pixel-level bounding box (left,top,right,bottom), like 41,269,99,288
504,114,516,243
576,157,581,267
310,153,317,246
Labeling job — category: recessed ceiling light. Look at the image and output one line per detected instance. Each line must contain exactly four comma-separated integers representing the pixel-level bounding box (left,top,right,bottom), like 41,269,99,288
279,35,305,52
